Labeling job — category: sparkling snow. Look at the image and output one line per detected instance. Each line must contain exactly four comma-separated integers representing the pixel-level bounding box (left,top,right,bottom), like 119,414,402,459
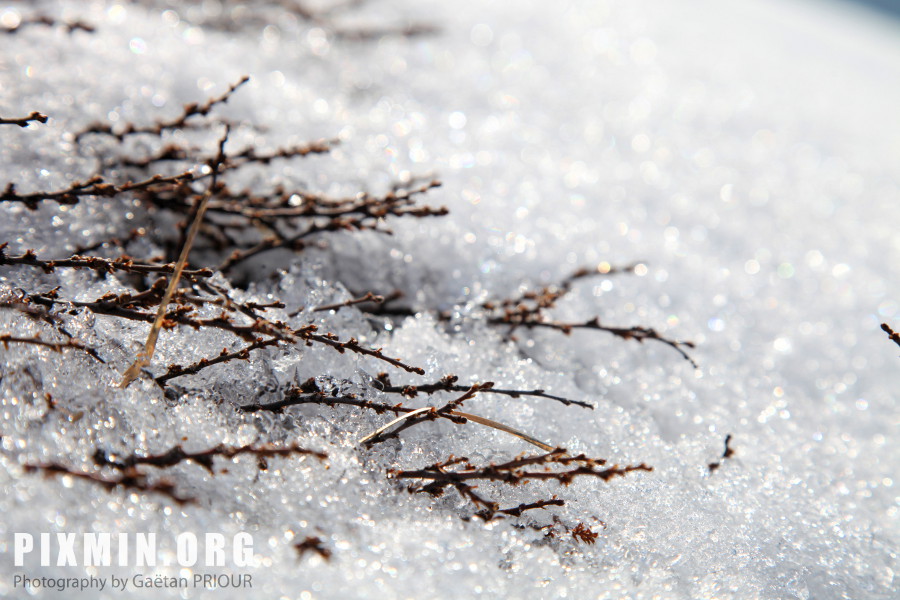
1,0,898,598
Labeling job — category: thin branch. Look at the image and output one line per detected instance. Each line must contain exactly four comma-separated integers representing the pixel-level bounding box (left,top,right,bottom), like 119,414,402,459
392,449,652,491
490,316,697,367
882,322,900,349
2,16,94,35
0,111,48,127
93,442,326,474
0,244,212,281
0,333,103,362
155,338,281,385
120,127,231,387
372,372,592,409
359,385,555,451
1,172,195,210
75,76,249,142
478,497,565,521
240,381,410,415
313,292,385,313
23,463,194,505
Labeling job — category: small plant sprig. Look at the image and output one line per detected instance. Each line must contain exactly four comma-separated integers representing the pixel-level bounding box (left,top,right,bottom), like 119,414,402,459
372,372,591,409
483,264,697,367
0,111,48,127
391,450,652,520
75,76,249,143
0,332,103,362
155,339,282,386
23,463,195,505
1,172,195,210
93,442,326,473
0,243,213,281
22,441,325,506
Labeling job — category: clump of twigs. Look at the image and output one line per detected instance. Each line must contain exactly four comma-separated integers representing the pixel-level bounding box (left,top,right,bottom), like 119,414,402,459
391,449,652,520
0,0,694,545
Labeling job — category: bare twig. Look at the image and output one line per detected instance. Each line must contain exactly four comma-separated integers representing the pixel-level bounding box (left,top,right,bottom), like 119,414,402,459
2,15,94,35
75,76,249,142
882,323,900,350
313,292,385,313
708,434,735,473
0,333,103,362
372,372,592,409
0,111,48,127
120,127,231,387
1,172,195,210
392,449,652,490
155,338,281,385
93,442,326,473
23,463,194,505
492,316,697,367
0,243,213,281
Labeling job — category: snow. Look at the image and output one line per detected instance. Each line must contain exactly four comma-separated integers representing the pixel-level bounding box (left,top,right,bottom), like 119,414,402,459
1,0,898,598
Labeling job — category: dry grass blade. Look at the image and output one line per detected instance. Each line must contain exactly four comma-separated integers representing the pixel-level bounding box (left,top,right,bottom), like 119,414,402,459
119,126,231,388
450,411,555,451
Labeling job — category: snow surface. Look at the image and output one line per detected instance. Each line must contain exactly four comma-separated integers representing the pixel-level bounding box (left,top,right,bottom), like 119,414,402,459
1,0,898,598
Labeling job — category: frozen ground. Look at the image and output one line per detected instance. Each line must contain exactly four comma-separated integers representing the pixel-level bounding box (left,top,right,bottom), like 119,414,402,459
0,0,898,598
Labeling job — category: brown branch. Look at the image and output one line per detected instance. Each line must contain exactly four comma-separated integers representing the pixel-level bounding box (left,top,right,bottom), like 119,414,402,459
26,287,424,374
120,127,231,387
0,111,48,127
295,536,331,561
2,15,94,35
0,244,212,281
391,449,652,493
490,315,697,368
75,76,249,142
23,463,194,505
215,180,445,271
473,497,565,522
372,372,592,409
1,172,194,210
708,434,735,473
0,333,103,362
313,292,384,313
93,442,326,474
304,331,425,374
360,386,484,445
155,338,281,385
882,323,900,350
240,379,410,414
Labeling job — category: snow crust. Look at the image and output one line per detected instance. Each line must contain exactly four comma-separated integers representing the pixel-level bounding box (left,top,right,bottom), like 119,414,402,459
1,0,898,598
